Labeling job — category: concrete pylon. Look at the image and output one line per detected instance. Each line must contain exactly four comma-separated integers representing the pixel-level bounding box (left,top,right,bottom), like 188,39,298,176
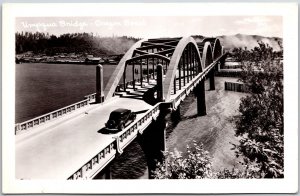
96,64,104,103
104,165,112,179
137,103,170,179
157,64,164,102
93,164,112,179
209,69,215,90
171,105,181,124
194,80,206,116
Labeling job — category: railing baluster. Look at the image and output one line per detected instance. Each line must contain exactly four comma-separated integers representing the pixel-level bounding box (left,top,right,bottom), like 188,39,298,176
178,58,182,90
183,51,186,86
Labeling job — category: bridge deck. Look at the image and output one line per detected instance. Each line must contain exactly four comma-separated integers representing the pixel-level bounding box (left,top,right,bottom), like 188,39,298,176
16,63,218,179
16,97,152,179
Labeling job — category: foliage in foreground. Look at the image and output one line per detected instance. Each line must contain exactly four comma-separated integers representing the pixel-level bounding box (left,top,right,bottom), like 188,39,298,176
153,142,262,179
153,141,213,179
234,42,284,178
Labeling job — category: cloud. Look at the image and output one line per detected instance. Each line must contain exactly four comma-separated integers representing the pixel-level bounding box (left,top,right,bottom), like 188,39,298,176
234,16,271,25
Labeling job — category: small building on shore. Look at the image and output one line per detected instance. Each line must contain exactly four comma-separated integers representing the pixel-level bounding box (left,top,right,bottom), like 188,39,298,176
85,57,102,65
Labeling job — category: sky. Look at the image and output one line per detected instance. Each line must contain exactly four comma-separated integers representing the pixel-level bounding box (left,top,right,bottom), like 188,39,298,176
15,16,282,38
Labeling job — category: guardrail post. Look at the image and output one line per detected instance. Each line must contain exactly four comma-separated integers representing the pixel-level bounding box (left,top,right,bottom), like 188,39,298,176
157,64,164,102
194,80,207,116
15,124,20,134
96,64,104,103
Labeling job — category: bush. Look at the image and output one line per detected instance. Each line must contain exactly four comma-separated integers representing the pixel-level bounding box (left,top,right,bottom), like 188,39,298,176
153,141,213,179
153,142,263,179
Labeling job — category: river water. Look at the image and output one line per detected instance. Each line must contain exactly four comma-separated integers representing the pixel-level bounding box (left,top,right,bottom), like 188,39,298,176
16,63,141,123
16,62,243,179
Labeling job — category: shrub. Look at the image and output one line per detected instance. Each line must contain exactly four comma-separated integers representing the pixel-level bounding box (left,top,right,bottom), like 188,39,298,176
153,141,213,179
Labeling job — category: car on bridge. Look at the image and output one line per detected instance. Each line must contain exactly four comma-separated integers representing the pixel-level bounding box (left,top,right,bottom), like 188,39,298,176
105,108,136,133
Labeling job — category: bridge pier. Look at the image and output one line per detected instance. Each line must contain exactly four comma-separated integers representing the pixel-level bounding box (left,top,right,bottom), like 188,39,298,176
216,62,220,72
137,104,170,179
194,80,207,116
220,57,226,69
171,105,181,124
157,64,164,102
209,68,215,90
96,64,104,103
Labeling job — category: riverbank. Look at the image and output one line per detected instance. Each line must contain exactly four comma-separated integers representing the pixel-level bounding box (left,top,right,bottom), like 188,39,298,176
166,77,244,172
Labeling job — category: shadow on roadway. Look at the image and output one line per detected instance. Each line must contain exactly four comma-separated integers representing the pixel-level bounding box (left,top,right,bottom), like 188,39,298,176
97,127,115,134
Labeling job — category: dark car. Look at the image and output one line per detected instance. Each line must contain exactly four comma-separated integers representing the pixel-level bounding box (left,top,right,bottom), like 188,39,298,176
105,108,136,133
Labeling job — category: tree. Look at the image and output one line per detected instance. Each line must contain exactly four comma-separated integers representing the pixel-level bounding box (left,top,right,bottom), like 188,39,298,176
233,41,284,178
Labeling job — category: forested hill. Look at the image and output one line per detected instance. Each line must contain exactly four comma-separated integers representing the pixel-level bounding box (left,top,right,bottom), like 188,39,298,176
15,32,140,56
16,32,282,56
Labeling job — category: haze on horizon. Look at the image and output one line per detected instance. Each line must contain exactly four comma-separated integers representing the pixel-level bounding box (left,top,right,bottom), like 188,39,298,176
16,16,282,39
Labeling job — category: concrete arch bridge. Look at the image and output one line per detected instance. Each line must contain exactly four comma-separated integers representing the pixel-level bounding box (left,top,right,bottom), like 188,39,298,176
15,36,228,180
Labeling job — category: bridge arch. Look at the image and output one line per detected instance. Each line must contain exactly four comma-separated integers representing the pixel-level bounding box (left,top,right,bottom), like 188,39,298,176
212,39,222,60
201,42,213,68
104,39,146,100
163,36,203,101
222,46,225,55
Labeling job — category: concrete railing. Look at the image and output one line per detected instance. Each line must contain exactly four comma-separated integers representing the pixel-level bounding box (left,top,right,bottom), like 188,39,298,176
84,93,96,102
15,93,104,135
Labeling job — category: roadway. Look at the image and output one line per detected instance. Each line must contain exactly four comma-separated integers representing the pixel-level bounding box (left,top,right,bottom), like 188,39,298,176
16,95,153,179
